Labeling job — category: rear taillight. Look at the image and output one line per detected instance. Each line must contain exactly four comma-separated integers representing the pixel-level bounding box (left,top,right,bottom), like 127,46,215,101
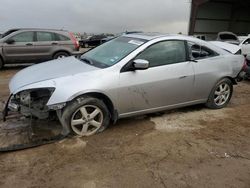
69,32,80,50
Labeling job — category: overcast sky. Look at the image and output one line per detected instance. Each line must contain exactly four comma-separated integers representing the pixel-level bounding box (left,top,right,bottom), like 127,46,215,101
0,0,191,34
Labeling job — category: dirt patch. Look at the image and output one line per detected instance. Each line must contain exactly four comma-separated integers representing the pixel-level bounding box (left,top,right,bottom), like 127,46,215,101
0,68,250,188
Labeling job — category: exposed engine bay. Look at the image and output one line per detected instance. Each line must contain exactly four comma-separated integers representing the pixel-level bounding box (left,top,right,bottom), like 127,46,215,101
8,88,54,119
0,88,69,152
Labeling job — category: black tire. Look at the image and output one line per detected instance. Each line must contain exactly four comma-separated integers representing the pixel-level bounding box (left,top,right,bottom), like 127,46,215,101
0,58,4,70
60,96,110,136
53,52,69,59
206,78,233,109
84,43,89,48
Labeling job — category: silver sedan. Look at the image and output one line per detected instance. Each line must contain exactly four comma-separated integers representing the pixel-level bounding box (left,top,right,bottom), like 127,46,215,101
5,33,245,136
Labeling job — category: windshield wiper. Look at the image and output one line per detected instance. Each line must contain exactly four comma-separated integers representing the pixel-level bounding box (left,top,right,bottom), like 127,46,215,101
80,57,94,65
80,56,109,68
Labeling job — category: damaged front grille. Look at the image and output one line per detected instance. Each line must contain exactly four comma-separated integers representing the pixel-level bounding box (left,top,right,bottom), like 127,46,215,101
10,88,55,119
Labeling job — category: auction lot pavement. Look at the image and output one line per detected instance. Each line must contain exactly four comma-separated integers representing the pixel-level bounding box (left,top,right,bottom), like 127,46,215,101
0,66,250,188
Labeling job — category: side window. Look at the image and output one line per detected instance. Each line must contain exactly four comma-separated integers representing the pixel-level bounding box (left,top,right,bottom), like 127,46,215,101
56,34,70,41
37,32,55,41
188,42,217,60
136,40,187,67
10,32,34,42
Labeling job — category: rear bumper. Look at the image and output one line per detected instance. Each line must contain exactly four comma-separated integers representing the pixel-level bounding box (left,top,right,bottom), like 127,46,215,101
236,71,246,82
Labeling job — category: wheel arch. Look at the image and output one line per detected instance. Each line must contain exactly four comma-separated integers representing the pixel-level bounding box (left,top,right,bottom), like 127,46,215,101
52,50,71,58
223,76,237,85
68,92,118,123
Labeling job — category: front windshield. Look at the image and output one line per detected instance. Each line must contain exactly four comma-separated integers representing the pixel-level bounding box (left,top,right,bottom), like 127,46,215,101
81,37,147,68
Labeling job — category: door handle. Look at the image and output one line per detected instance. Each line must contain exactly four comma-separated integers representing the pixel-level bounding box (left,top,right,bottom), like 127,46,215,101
51,42,58,45
179,76,187,79
26,43,33,46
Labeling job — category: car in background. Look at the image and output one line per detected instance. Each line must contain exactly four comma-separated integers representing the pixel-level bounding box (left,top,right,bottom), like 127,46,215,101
216,31,240,45
79,34,108,48
240,37,250,56
5,33,245,137
0,28,80,69
210,41,241,54
244,55,250,80
195,35,206,41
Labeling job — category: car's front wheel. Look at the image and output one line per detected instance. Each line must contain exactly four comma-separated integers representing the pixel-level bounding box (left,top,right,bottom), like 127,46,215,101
61,96,110,136
206,78,233,109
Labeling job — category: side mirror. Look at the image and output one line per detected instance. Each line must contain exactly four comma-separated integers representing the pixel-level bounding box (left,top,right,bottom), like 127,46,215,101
133,59,149,70
5,39,15,44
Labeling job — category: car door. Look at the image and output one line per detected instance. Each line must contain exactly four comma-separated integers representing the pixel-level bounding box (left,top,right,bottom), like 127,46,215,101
241,38,250,55
187,41,222,100
118,40,195,115
34,31,58,60
2,31,36,62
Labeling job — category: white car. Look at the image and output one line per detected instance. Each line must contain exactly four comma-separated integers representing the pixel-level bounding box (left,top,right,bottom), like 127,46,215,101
240,37,250,56
216,31,240,45
4,33,246,136
210,41,241,54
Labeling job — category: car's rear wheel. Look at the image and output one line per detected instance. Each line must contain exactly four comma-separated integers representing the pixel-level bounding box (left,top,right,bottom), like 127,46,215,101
206,78,233,109
53,52,69,59
61,96,110,136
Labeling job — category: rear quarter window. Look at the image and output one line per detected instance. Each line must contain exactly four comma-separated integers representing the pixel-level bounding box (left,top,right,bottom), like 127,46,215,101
56,34,70,41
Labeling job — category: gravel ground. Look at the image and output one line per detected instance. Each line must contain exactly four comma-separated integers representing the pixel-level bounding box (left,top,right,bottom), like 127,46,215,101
0,66,250,188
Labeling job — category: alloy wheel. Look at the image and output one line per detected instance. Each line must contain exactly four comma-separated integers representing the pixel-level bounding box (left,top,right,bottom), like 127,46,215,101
214,83,231,106
71,105,103,136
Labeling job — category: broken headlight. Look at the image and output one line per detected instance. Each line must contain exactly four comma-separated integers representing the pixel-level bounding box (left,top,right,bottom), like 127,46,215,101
16,88,55,108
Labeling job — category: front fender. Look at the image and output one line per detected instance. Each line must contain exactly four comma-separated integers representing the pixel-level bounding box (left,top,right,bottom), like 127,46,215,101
11,80,56,94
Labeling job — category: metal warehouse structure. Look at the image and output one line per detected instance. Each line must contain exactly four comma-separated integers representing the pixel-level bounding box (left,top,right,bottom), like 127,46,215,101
189,0,250,40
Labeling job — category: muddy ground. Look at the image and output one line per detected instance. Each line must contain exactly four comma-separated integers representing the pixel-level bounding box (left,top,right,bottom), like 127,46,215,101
0,66,250,188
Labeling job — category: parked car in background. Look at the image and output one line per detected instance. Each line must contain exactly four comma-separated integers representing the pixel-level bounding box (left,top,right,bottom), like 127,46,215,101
238,35,249,43
4,33,245,137
240,37,250,56
244,55,250,80
0,28,80,69
195,35,206,41
79,34,107,48
210,41,241,54
216,31,240,45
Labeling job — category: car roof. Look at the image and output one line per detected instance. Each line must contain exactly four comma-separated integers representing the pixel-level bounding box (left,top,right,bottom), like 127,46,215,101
124,32,173,40
123,32,209,44
123,32,230,55
6,28,68,32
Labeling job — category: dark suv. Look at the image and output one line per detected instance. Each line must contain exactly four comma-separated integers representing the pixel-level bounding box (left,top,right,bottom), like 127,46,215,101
79,34,107,48
0,28,80,69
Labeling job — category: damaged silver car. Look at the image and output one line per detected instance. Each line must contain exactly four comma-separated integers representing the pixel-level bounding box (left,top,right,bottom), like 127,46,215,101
3,33,246,136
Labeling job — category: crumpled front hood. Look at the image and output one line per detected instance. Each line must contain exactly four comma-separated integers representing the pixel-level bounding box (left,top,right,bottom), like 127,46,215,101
9,56,99,93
